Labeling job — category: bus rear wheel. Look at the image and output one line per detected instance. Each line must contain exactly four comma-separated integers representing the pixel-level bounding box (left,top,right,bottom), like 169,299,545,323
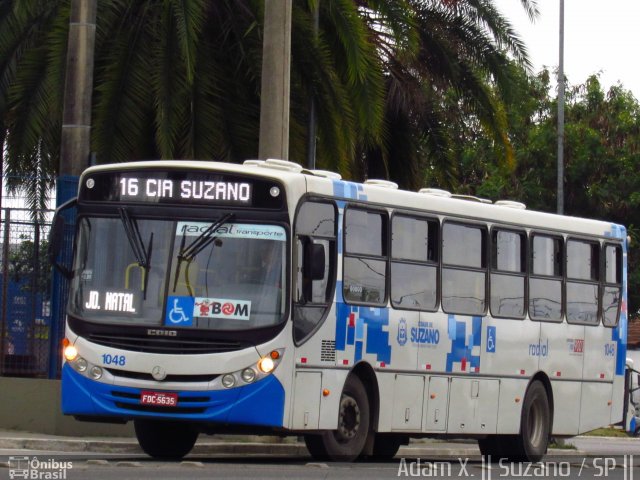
304,375,370,462
512,380,550,462
134,419,199,459
478,381,550,462
478,435,507,460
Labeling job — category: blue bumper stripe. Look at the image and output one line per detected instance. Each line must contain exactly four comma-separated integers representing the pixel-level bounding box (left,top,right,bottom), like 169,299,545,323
62,364,285,427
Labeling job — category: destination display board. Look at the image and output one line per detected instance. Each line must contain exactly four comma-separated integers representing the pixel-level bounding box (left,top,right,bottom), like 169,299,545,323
79,170,285,209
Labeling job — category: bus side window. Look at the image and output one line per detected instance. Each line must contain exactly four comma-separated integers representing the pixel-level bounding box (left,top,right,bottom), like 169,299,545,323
566,239,599,325
603,243,622,327
529,234,563,322
293,201,337,344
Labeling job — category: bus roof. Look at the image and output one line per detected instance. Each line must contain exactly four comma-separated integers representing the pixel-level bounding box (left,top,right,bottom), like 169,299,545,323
81,159,626,241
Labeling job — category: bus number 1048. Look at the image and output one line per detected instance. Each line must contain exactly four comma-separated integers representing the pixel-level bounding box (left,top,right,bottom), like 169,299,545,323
102,354,126,366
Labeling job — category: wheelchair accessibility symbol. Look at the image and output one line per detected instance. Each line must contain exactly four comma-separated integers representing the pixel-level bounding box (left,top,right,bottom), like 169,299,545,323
165,296,194,326
486,326,496,353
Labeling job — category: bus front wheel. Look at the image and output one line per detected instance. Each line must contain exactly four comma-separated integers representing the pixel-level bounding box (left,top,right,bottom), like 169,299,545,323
134,419,199,459
304,375,370,461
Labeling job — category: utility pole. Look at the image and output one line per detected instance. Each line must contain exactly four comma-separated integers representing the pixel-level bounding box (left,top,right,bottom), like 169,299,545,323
259,0,292,160
306,1,320,170
557,0,565,214
50,0,97,378
60,0,97,180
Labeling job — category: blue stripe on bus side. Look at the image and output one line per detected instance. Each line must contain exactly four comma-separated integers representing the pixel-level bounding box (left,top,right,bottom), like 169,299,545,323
61,363,285,427
335,301,392,365
445,315,482,373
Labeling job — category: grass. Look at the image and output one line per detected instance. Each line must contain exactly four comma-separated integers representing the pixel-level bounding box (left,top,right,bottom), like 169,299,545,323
583,427,631,438
549,438,577,450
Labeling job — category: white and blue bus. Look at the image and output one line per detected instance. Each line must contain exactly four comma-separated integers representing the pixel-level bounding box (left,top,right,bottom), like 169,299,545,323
51,159,630,461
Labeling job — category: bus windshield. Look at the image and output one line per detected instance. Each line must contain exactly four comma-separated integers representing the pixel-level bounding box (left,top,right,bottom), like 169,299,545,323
69,216,287,330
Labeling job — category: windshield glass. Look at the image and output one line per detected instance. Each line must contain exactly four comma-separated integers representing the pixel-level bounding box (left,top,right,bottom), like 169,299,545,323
69,217,287,330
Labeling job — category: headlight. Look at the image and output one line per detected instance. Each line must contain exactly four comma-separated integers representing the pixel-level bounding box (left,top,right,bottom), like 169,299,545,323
63,345,78,362
89,366,103,380
241,368,257,383
216,349,284,389
74,357,88,372
258,357,275,374
222,374,236,388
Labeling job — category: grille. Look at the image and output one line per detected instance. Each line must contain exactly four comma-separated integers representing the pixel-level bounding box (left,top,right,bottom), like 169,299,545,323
87,333,249,354
114,402,206,414
106,368,219,383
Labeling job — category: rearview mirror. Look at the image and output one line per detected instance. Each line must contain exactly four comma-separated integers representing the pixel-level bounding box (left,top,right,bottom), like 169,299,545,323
305,243,326,281
49,198,77,279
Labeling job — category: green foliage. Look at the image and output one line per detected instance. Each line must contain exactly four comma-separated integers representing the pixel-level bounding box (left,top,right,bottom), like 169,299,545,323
457,69,640,313
0,0,536,202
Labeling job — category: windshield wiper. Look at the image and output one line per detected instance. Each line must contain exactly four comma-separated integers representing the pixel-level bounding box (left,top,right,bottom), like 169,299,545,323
119,207,153,298
172,213,234,294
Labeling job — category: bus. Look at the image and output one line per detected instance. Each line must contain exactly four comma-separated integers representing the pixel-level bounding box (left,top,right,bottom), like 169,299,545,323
50,158,631,462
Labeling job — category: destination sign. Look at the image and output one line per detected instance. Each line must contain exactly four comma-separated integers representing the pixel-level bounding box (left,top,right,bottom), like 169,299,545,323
79,170,285,209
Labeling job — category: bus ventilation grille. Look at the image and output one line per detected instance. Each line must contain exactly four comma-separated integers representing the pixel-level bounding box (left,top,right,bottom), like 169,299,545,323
105,368,220,383
88,333,250,354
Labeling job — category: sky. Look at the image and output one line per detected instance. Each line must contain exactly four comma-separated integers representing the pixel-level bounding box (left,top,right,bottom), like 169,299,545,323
493,0,640,98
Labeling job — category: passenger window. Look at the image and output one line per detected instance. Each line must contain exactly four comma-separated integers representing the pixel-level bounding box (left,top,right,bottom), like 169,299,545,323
344,208,384,256
490,230,526,319
566,239,599,325
441,222,487,316
343,208,387,306
390,215,438,311
603,244,622,327
529,235,563,322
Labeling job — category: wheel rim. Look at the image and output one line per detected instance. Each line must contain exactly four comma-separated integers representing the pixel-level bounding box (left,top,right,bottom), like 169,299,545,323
527,395,544,448
336,394,360,443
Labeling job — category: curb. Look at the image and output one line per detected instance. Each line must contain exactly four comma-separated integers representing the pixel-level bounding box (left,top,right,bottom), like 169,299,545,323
0,436,586,458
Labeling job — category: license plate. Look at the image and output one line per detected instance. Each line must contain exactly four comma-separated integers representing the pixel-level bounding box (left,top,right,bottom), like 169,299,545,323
140,391,178,407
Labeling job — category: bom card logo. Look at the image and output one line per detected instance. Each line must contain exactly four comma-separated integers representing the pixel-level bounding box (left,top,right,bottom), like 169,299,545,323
193,297,251,321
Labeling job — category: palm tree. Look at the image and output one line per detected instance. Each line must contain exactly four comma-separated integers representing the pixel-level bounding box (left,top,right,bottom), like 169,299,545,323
0,0,537,207
362,0,539,189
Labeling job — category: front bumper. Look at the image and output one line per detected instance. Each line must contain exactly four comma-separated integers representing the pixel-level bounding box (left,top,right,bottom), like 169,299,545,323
61,363,285,427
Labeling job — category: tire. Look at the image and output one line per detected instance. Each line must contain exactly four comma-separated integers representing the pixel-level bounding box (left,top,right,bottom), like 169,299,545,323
513,380,551,462
134,419,199,459
304,434,329,461
303,375,370,462
371,434,404,460
479,381,550,462
478,435,505,460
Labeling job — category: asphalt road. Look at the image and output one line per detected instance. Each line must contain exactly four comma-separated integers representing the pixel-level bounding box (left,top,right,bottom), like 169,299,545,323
1,453,639,480
2,436,640,480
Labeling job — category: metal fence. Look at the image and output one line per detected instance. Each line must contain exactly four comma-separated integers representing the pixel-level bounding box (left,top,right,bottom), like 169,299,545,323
0,208,54,377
